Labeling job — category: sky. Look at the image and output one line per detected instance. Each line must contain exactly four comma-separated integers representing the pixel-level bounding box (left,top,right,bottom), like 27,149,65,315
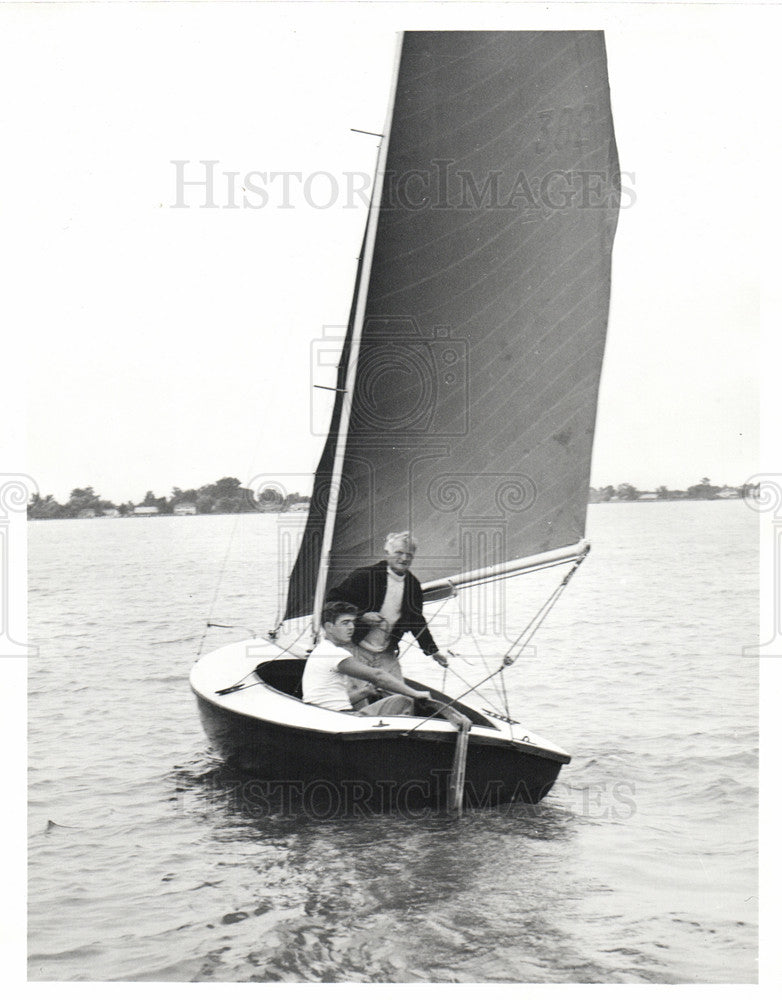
3,1,779,506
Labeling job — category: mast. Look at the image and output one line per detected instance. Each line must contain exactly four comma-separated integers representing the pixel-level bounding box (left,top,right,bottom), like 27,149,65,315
310,37,404,639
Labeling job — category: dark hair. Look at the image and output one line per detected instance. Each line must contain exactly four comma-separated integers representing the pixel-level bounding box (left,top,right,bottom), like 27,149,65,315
321,601,358,625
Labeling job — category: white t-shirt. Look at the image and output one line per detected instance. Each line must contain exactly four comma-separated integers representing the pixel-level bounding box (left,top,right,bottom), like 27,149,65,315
302,637,353,711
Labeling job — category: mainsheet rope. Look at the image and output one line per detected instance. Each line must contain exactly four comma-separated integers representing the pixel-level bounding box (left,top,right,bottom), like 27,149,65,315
403,554,587,736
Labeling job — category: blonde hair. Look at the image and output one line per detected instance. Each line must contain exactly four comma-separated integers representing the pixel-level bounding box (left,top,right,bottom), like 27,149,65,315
384,530,417,554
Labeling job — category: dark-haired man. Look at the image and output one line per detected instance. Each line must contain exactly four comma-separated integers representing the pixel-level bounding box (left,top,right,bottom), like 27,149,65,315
302,601,430,716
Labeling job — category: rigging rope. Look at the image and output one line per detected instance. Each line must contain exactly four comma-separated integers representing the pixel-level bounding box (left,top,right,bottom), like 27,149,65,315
455,600,509,719
500,550,588,667
403,552,588,736
438,653,514,717
194,512,245,662
195,621,255,663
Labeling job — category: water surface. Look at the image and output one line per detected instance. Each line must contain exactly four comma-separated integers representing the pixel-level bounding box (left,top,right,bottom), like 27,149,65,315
28,501,757,982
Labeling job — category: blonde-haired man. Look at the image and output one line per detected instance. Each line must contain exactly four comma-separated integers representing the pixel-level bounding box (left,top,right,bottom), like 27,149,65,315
327,532,449,685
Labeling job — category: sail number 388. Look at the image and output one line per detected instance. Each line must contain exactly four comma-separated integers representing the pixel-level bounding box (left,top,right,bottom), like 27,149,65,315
535,105,598,154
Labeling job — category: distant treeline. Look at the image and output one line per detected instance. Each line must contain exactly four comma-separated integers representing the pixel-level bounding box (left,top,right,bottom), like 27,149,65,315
27,476,757,520
588,478,758,503
26,479,310,520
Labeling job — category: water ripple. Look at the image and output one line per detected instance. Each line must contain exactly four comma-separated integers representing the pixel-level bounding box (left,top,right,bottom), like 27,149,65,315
27,506,758,982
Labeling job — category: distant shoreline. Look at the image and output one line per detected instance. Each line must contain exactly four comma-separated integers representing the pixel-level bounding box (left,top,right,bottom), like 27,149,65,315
588,495,745,505
26,507,312,521
27,494,749,522
29,477,755,520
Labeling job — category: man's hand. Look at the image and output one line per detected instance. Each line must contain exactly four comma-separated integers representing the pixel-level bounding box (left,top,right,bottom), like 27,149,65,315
431,651,449,668
360,611,385,625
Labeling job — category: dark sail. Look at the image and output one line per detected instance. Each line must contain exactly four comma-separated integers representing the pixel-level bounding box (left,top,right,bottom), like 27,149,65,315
285,30,620,620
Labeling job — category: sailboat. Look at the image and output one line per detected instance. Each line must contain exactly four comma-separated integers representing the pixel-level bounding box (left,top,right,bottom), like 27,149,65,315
190,30,620,813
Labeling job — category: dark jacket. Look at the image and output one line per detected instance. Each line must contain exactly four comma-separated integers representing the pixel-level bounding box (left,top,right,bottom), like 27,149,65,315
327,560,439,657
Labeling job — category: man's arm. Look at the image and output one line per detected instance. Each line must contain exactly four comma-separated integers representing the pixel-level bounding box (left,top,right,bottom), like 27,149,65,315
336,655,430,701
406,578,448,665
